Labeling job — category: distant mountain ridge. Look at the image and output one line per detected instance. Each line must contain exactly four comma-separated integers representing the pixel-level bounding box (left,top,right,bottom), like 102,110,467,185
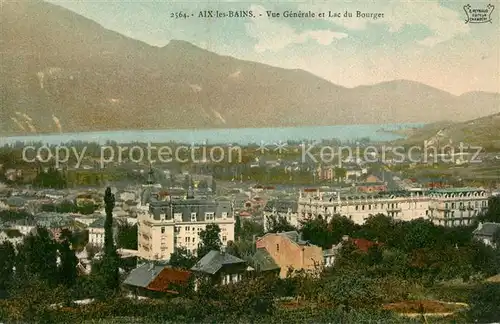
1,1,499,136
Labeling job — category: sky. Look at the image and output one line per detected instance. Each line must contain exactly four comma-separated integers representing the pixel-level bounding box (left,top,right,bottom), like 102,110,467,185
48,0,500,95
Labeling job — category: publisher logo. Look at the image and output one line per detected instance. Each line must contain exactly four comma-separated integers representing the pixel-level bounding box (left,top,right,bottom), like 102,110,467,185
464,4,495,24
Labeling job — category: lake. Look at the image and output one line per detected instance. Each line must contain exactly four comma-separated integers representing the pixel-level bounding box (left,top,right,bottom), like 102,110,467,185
0,123,425,146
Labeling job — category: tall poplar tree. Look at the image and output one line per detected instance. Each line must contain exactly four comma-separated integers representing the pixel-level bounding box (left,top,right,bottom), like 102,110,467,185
96,187,120,295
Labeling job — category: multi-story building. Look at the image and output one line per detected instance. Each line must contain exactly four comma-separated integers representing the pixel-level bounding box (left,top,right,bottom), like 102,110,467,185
296,187,490,227
427,188,490,226
137,189,235,261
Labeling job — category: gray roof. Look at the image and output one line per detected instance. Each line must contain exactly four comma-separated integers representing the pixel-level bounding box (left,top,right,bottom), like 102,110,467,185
88,217,106,228
252,248,280,272
123,262,168,288
149,197,232,222
264,200,298,213
473,222,500,237
6,196,26,207
35,213,74,228
191,250,245,275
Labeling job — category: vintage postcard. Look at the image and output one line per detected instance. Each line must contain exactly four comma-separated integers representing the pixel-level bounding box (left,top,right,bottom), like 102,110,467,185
0,0,500,322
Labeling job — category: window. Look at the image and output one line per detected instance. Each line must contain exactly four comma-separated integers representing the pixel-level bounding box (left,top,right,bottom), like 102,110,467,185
161,227,165,234
185,226,190,232
191,212,197,222
276,244,280,252
174,213,182,221
185,237,189,242
222,236,227,242
205,212,215,221
222,212,228,218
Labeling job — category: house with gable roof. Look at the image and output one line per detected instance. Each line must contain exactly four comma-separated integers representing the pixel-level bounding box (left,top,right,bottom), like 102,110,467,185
123,262,192,297
473,222,500,247
190,250,252,290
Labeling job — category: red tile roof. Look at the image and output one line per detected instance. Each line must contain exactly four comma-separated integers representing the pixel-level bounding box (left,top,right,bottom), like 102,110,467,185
147,268,192,293
351,238,382,252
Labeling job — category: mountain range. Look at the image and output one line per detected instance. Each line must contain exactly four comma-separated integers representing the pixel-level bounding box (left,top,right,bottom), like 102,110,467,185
1,0,499,136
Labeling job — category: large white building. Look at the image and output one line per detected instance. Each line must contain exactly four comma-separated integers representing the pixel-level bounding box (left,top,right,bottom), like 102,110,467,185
137,187,235,261
296,187,490,227
427,188,490,226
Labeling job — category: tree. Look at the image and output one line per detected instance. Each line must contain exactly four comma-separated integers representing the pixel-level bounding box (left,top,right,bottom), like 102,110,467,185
301,218,335,249
6,274,69,323
234,215,242,240
33,167,66,189
240,219,264,242
321,271,382,311
225,239,255,260
468,283,500,322
58,239,78,288
96,187,120,294
481,196,500,223
76,202,97,215
116,223,138,250
59,228,73,243
169,247,197,269
334,167,347,182
401,219,440,252
265,215,296,233
0,241,16,292
70,230,89,252
55,200,77,213
198,224,222,258
104,187,116,254
357,214,396,245
15,227,59,285
327,215,359,244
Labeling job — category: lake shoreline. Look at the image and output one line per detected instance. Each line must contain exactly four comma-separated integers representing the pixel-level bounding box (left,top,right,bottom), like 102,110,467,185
0,123,426,146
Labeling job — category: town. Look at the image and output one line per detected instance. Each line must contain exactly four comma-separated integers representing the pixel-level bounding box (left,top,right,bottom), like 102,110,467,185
1,0,499,322
0,140,499,323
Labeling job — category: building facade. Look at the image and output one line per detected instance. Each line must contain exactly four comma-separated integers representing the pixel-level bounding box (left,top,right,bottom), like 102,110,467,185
137,190,235,261
427,188,490,226
296,188,490,227
255,231,323,278
88,217,118,247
